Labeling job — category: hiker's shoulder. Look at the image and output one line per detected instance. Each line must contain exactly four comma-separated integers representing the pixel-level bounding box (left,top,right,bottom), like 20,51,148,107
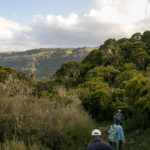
113,124,118,128
116,125,123,130
101,141,112,149
100,141,112,147
113,124,121,130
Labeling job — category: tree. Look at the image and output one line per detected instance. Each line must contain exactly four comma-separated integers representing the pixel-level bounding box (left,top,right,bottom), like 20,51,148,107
130,32,141,41
85,65,120,85
125,74,148,105
125,41,148,69
81,49,103,71
100,38,121,57
125,75,150,128
77,80,112,121
55,61,84,88
114,69,142,88
141,30,150,54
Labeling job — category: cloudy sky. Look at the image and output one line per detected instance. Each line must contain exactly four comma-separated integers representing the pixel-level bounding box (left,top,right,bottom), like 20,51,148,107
0,0,150,51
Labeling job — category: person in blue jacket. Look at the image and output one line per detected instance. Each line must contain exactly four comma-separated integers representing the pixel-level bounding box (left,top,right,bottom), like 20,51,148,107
113,112,116,121
87,129,112,150
108,119,125,150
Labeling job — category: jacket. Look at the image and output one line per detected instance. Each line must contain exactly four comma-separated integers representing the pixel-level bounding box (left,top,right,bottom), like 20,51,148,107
108,124,125,143
87,139,112,150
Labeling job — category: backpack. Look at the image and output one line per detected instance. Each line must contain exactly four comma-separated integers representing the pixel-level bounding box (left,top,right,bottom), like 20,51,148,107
115,113,122,121
108,125,118,142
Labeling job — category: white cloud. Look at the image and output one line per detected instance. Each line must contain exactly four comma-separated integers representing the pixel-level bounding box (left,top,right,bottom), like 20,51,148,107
0,17,19,40
0,0,150,51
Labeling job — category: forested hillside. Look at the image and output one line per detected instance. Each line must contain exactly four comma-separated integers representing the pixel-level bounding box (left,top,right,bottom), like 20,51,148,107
0,47,93,77
50,31,150,129
0,31,150,150
35,30,150,149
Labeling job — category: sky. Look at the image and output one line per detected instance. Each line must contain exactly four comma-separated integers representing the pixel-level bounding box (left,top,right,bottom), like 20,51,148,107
0,0,150,51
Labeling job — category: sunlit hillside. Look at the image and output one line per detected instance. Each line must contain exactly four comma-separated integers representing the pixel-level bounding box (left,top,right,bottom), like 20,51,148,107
0,47,94,77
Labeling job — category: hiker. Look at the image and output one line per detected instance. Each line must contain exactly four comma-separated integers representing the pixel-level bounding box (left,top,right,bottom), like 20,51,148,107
87,129,112,150
115,109,124,125
108,119,125,150
113,112,116,121
108,123,118,150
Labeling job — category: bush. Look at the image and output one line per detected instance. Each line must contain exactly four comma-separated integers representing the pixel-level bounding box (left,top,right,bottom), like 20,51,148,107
0,70,9,83
0,92,95,150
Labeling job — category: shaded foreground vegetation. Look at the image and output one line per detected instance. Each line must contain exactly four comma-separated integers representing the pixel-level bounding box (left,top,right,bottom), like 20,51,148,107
0,31,150,149
0,94,94,150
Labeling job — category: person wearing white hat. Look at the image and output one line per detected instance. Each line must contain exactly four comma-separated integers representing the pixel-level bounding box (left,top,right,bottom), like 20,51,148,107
87,129,112,150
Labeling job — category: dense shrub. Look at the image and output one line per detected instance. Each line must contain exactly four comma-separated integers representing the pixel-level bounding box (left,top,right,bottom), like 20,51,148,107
0,91,95,150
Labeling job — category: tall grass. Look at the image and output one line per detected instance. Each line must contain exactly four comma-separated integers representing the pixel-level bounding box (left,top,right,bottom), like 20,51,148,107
0,137,49,150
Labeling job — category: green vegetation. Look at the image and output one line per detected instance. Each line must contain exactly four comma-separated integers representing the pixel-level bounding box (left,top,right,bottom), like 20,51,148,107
0,91,94,150
0,30,150,149
51,31,150,129
0,68,94,149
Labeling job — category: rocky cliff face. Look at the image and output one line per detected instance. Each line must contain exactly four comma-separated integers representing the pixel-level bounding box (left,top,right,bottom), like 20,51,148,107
0,47,94,77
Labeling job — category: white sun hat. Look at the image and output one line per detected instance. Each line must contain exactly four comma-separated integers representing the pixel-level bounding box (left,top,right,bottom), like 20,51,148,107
91,129,101,136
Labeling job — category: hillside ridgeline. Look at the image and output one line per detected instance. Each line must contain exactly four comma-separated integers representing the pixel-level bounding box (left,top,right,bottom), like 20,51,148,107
0,47,94,77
